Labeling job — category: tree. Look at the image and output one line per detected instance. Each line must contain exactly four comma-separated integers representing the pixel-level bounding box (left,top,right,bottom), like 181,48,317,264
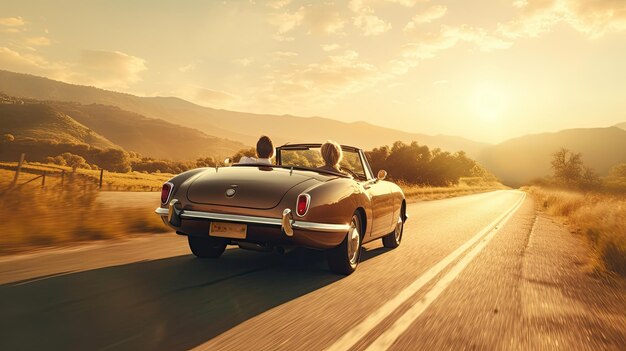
365,146,390,174
551,148,583,185
385,141,430,184
196,157,216,168
230,148,256,164
93,148,131,173
609,163,626,179
60,152,88,171
580,166,601,189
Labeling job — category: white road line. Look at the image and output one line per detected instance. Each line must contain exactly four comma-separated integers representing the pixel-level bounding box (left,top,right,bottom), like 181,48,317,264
365,192,526,350
325,191,526,351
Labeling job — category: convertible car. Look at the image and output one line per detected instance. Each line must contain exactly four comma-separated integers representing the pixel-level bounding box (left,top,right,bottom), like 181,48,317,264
156,143,407,274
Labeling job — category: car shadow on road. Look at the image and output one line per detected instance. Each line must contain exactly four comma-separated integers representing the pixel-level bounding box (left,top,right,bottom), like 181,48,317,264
0,244,390,351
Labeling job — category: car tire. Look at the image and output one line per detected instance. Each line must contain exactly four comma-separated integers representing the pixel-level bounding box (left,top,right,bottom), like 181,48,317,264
382,213,404,249
188,235,227,258
327,213,362,275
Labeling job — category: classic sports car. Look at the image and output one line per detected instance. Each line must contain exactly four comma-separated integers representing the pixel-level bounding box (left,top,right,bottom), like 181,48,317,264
156,143,407,274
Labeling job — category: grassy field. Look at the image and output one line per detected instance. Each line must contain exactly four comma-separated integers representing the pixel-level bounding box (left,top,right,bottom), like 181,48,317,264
400,178,507,201
0,161,173,191
0,184,168,255
525,186,626,276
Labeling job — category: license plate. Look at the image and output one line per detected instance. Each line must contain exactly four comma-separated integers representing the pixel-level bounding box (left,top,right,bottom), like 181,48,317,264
210,221,247,239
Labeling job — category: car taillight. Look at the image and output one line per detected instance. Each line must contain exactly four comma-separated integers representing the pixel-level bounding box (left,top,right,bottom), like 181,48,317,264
161,183,173,204
296,194,310,217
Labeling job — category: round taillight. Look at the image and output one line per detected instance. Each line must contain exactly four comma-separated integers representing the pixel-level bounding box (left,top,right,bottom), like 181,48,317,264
296,194,310,217
161,183,173,204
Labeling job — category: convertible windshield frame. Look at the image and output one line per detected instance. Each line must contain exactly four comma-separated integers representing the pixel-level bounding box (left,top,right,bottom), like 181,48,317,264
276,143,373,181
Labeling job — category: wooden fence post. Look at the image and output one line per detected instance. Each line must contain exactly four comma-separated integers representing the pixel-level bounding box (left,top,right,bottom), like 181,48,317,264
41,171,46,189
12,153,25,186
61,170,65,187
99,169,104,189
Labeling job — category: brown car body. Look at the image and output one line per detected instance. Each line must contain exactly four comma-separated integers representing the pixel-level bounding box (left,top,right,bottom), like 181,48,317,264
156,144,407,272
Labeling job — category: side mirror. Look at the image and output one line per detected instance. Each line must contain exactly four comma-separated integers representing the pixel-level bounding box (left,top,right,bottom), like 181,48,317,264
224,158,231,167
377,170,387,181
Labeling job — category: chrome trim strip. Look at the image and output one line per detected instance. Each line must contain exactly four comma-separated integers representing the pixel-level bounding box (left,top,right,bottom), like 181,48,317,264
154,207,350,233
181,210,283,226
293,221,351,232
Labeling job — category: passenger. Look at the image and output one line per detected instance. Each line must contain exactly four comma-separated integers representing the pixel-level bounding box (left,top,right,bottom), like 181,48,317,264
238,135,275,165
318,140,344,174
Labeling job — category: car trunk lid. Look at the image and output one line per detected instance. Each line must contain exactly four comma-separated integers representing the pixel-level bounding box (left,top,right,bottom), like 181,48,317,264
187,166,318,209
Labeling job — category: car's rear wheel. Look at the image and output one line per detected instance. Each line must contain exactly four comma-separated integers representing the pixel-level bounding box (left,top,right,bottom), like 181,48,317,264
188,235,227,258
327,213,362,275
382,213,403,248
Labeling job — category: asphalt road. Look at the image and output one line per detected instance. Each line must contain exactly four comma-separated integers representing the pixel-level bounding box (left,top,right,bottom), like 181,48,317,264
1,190,625,350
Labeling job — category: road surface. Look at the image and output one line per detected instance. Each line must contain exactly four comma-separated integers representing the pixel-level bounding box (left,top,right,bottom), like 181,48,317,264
1,190,625,350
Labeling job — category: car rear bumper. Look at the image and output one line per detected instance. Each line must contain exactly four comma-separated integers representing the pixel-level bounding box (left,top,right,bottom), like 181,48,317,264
155,206,349,249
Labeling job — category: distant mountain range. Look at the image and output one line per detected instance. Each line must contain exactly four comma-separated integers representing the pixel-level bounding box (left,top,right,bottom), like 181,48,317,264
0,70,489,157
480,127,626,186
0,69,624,185
0,94,247,160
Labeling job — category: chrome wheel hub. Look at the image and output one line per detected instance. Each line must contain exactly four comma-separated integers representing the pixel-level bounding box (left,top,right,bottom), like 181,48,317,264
347,217,360,265
394,217,403,244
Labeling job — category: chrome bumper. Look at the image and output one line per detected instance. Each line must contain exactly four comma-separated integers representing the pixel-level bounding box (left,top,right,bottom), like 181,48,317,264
155,206,350,234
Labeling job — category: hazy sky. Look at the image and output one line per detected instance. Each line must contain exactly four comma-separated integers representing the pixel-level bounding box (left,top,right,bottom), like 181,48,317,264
1,0,625,143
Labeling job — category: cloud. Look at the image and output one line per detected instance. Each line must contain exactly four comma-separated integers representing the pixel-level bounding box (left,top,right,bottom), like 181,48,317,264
24,36,51,46
349,0,391,36
321,43,340,51
0,46,61,76
499,0,626,39
195,87,239,104
69,50,147,89
354,13,392,35
274,51,299,58
404,5,447,32
178,63,195,73
265,50,383,105
233,57,254,66
0,17,25,27
269,10,303,34
402,25,512,61
267,0,291,9
383,0,422,6
269,3,345,36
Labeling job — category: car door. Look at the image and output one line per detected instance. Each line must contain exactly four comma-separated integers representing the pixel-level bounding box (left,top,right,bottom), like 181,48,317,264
365,180,394,238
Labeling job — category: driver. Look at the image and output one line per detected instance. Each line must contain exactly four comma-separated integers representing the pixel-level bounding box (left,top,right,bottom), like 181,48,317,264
238,135,275,165
318,140,346,174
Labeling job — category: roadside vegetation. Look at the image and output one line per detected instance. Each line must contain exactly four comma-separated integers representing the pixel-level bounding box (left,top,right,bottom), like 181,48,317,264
0,181,168,255
0,140,504,254
526,148,626,276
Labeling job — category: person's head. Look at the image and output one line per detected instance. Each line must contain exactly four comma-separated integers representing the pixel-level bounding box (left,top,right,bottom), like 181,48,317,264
256,135,274,159
320,140,342,168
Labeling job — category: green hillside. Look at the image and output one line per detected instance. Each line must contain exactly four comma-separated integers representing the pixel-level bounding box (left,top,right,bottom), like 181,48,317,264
0,99,116,149
48,102,248,160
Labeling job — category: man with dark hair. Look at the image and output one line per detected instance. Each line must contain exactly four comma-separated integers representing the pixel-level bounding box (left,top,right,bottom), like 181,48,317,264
238,135,275,165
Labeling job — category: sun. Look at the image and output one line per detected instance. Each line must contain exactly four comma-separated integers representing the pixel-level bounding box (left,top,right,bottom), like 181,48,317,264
473,87,505,122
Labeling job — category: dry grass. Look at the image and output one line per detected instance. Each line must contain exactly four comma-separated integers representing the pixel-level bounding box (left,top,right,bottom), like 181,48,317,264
0,161,173,191
401,178,507,201
0,182,169,255
525,186,626,276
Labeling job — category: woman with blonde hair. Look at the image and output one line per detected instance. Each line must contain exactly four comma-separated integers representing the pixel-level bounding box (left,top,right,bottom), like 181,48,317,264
318,140,343,173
